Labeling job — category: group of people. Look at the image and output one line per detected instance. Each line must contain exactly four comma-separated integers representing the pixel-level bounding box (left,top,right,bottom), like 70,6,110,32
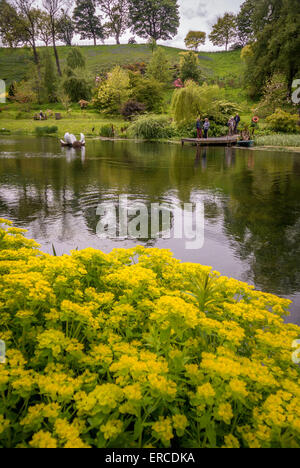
227,114,241,136
196,113,241,139
196,118,211,139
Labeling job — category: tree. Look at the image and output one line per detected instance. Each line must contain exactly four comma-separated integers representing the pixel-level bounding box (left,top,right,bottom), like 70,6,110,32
56,10,74,46
66,48,85,69
0,0,24,48
98,0,129,45
43,50,57,102
146,47,172,84
73,0,105,46
209,13,237,51
13,1,42,65
42,0,66,76
128,0,180,41
94,66,131,113
37,11,52,46
171,81,224,125
179,51,201,83
243,0,300,97
184,31,206,51
236,0,255,46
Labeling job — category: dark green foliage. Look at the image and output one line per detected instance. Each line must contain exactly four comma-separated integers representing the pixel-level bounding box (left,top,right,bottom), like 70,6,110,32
73,0,105,46
63,76,92,102
121,100,146,120
128,0,180,41
35,126,58,136
244,0,300,97
130,75,164,112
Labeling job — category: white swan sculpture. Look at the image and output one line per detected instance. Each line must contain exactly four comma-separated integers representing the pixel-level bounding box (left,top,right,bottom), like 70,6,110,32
60,133,85,148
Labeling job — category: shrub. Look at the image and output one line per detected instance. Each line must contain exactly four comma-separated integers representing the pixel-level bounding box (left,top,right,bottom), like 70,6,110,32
179,51,202,83
121,100,146,121
63,76,92,102
99,124,116,138
35,126,58,136
146,47,172,84
128,116,174,139
94,66,131,114
0,220,299,448
131,76,164,113
266,109,299,133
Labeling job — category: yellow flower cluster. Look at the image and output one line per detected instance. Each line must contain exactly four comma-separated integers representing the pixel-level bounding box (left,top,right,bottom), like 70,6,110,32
0,219,299,448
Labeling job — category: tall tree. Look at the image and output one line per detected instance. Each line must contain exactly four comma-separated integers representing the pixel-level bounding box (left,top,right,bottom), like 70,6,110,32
56,9,74,46
37,10,52,46
128,0,180,41
42,0,66,76
14,0,41,65
209,13,237,51
0,0,24,48
236,0,255,46
244,0,300,96
98,0,129,45
73,0,105,46
184,31,206,52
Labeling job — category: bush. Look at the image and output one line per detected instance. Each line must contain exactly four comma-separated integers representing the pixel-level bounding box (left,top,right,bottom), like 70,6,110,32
266,109,299,133
94,66,131,115
131,76,164,113
35,126,58,136
63,76,92,102
128,116,174,139
0,220,299,448
99,124,116,138
121,100,146,121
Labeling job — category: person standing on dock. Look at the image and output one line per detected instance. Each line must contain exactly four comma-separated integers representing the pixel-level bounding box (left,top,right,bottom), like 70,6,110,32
203,118,210,138
196,117,203,139
234,113,241,133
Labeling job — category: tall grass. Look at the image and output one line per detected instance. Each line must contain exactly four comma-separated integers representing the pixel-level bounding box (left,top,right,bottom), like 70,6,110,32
255,134,300,147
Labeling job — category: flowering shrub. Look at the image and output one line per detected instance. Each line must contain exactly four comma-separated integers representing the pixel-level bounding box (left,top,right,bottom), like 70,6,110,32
0,219,299,449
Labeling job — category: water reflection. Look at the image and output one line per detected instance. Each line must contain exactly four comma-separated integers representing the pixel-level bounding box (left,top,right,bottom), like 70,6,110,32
0,136,299,323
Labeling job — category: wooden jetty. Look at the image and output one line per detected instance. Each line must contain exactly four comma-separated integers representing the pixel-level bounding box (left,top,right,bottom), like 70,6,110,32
181,136,239,147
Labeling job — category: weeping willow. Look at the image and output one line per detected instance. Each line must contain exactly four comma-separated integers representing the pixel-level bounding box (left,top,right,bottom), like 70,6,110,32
171,81,225,126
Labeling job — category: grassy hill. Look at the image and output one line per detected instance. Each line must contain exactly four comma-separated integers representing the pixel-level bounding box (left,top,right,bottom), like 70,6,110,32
0,44,246,101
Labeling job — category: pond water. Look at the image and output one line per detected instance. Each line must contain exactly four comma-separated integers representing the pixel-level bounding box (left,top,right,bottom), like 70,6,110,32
0,136,300,324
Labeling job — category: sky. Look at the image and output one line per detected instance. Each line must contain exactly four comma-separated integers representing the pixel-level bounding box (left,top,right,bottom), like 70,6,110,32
72,0,244,51
165,0,243,50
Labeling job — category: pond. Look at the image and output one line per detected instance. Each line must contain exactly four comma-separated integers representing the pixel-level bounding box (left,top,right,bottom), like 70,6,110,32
0,136,300,324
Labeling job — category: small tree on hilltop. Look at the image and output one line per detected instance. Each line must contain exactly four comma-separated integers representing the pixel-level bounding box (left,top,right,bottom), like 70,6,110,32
185,31,206,52
209,13,237,51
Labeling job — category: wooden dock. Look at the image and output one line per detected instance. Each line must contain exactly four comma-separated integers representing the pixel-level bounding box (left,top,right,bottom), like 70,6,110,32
181,136,239,147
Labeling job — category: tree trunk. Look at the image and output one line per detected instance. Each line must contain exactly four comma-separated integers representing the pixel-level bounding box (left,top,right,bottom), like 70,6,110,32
52,25,62,77
93,34,96,46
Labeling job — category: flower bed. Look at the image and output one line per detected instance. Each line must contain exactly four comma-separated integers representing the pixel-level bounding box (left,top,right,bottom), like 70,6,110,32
0,219,299,448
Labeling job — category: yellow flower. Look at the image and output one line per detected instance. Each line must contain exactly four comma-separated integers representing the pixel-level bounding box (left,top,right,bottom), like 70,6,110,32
100,419,123,440
222,434,240,448
152,417,173,444
216,403,234,425
30,431,57,448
